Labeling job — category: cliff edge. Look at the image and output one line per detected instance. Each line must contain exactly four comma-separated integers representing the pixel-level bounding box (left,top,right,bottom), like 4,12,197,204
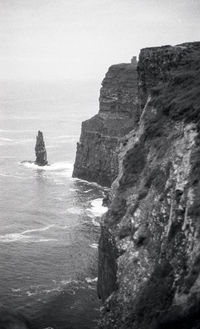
73,61,138,187
97,42,200,329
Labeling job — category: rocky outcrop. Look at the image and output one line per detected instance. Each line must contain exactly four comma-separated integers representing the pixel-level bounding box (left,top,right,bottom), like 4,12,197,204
73,61,138,187
97,42,200,328
35,131,48,166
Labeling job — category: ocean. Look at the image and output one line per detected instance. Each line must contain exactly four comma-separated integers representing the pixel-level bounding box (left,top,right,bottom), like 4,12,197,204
0,80,106,329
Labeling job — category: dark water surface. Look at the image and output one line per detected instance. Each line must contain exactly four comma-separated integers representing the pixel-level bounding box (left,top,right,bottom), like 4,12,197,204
0,80,105,328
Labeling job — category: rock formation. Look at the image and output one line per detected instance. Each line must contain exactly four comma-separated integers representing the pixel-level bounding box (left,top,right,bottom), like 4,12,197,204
35,130,48,166
73,61,138,187
97,42,200,329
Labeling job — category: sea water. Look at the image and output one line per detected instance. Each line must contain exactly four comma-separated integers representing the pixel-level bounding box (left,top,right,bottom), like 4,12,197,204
0,80,107,328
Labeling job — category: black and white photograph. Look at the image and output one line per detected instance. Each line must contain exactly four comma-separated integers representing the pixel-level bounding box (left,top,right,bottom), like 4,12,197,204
0,0,200,328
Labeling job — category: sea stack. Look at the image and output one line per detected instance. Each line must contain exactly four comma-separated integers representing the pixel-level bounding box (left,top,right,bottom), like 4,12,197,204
35,130,48,166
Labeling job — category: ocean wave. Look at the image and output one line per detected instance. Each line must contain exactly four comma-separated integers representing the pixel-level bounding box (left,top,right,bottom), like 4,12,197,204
0,129,35,133
26,279,80,298
51,135,79,140
91,218,100,227
69,188,79,192
85,277,98,284
0,233,31,243
43,287,62,294
67,207,82,215
83,189,93,193
86,198,108,218
60,279,79,286
59,223,79,230
26,291,38,297
15,138,34,144
0,137,34,145
11,288,21,293
21,161,73,177
0,137,13,141
73,177,107,190
0,224,57,243
89,243,98,249
39,238,57,242
0,173,25,180
22,224,55,235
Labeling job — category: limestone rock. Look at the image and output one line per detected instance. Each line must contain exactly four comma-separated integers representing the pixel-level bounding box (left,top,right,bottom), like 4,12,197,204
35,130,48,166
73,62,138,187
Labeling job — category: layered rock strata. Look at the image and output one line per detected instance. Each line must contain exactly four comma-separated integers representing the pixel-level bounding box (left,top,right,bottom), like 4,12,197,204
97,42,200,329
73,62,138,187
35,130,48,166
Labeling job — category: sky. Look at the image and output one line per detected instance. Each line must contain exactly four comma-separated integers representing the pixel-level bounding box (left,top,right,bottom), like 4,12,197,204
0,0,200,81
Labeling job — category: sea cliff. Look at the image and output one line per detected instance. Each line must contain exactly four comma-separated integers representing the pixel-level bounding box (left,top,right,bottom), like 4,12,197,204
97,42,200,328
73,60,138,187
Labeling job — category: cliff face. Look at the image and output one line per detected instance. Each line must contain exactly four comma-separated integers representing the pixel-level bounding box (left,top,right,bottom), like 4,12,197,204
73,63,138,187
98,42,200,328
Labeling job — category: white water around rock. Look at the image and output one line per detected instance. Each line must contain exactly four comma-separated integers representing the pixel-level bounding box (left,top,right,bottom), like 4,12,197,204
0,80,104,327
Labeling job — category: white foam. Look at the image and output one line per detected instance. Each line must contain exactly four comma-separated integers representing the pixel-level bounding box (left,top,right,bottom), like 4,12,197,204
43,287,61,294
38,238,57,242
27,291,37,297
22,224,55,235
0,225,57,243
73,177,106,189
0,137,13,141
51,135,79,140
21,161,73,177
60,223,79,230
91,218,100,227
89,243,98,249
11,288,21,293
69,188,78,192
86,198,108,218
60,279,78,286
0,233,30,243
85,277,98,283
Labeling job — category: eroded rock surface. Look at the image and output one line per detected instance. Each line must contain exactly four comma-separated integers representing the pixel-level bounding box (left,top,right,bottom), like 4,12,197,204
35,130,48,166
73,62,138,187
97,42,200,329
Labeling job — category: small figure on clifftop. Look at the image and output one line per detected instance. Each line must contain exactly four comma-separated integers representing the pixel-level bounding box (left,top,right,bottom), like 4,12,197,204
35,130,48,166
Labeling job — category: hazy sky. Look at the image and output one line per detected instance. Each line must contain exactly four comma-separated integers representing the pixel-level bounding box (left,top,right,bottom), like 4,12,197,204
0,0,200,80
